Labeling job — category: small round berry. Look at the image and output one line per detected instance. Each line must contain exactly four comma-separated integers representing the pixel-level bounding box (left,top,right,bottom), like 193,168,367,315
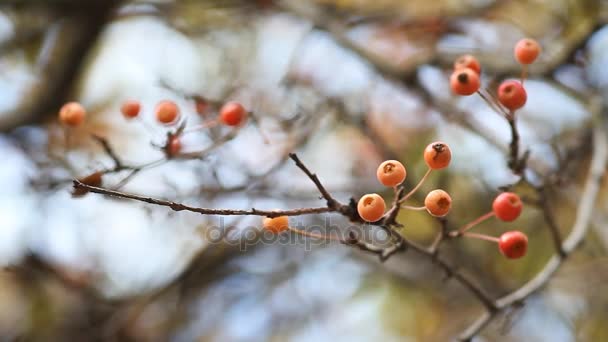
357,193,386,222
450,68,480,96
498,231,528,259
454,54,481,75
514,38,541,65
497,80,527,111
155,100,180,125
166,136,181,157
59,102,86,127
424,189,452,217
492,192,523,222
121,100,141,119
263,215,289,234
423,142,451,170
376,160,407,187
219,101,247,126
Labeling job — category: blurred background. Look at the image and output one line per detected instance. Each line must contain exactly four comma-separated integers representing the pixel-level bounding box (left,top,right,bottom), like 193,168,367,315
1,0,608,341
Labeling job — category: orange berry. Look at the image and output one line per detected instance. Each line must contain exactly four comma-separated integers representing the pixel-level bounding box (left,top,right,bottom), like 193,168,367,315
498,231,528,259
376,160,407,187
121,100,141,119
59,102,86,127
450,68,480,96
357,193,386,222
424,189,452,217
219,101,247,126
514,38,541,65
497,80,527,111
263,215,289,233
492,192,522,222
454,54,481,75
423,142,451,170
155,100,180,125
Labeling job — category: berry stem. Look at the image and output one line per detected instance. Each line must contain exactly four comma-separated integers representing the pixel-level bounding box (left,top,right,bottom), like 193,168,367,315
462,232,500,243
287,226,343,241
63,128,72,152
399,167,432,204
477,89,509,118
520,65,528,85
401,205,427,211
456,211,495,234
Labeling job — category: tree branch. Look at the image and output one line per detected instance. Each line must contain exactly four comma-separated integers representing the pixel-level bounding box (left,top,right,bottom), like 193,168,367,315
458,115,608,341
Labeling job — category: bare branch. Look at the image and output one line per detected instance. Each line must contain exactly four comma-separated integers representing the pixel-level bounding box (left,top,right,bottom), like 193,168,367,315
73,179,332,218
458,115,608,341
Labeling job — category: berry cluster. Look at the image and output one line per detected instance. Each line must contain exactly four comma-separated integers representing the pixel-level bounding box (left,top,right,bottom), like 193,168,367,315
261,141,528,259
58,97,249,159
449,38,540,114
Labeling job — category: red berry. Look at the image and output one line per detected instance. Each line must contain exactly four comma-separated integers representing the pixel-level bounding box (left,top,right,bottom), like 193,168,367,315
423,142,451,170
376,160,407,187
59,102,86,127
155,100,180,125
450,68,480,96
514,38,541,65
263,215,289,233
492,192,523,222
121,100,141,119
498,231,528,259
454,54,481,75
497,80,527,111
424,189,452,217
357,194,386,222
219,101,247,126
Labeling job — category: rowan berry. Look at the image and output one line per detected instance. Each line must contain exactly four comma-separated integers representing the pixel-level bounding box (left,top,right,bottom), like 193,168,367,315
59,102,86,127
263,215,289,233
497,80,527,111
498,230,528,259
155,100,180,125
121,100,141,119
454,54,481,75
219,101,247,126
376,160,406,187
423,142,451,170
492,192,522,222
514,38,541,65
424,189,452,217
357,193,386,222
450,68,480,96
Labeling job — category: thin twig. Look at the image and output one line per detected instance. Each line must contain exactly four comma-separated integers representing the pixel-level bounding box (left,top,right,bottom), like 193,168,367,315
73,179,332,218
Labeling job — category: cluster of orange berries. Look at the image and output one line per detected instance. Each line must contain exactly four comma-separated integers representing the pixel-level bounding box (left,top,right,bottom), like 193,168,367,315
357,142,452,222
58,99,248,128
120,99,248,127
58,98,249,157
450,38,541,111
262,141,528,259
